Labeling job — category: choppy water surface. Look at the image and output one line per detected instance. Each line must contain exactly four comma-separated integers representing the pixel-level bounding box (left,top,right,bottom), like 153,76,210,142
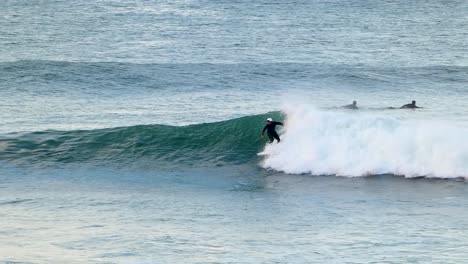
1,0,468,263
2,167,468,264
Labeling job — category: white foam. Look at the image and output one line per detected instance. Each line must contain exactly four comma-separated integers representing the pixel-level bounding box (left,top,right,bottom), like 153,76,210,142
260,105,468,178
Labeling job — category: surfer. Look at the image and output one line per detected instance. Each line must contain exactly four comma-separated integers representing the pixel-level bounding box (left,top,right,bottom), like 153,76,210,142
261,118,283,143
342,100,358,109
400,100,420,109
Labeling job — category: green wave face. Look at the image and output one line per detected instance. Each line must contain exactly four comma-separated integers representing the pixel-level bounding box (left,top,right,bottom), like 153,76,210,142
0,113,282,168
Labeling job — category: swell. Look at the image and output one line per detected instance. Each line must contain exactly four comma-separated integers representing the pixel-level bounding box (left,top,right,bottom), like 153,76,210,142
1,60,467,94
0,113,281,168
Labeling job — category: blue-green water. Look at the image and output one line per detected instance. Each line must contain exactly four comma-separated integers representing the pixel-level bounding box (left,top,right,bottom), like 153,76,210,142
1,0,468,263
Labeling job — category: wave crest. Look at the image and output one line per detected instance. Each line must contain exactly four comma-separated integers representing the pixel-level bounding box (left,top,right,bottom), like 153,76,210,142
260,105,468,178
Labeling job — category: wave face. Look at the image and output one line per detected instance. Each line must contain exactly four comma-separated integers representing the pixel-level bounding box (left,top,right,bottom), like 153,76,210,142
0,113,281,168
261,106,468,178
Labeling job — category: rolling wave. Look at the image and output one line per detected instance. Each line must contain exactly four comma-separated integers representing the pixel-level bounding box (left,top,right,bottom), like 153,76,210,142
2,105,468,179
0,113,281,168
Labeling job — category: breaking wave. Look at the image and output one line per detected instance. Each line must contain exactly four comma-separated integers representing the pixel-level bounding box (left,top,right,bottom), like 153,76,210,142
2,105,468,179
261,105,468,179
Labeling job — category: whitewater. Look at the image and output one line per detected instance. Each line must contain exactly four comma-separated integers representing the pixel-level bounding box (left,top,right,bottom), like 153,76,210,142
262,105,468,178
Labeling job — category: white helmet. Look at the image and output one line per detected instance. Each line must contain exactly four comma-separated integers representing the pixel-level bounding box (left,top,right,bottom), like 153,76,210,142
266,118,273,122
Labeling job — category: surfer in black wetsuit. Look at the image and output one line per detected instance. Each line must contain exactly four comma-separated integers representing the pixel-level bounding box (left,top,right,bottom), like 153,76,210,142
400,100,420,109
261,118,283,143
343,100,358,109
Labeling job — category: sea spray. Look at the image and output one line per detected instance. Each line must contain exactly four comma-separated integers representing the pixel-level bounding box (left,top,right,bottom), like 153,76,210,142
260,105,468,178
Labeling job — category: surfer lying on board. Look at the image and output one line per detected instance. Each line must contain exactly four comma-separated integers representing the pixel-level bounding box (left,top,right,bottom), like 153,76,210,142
400,100,421,109
261,118,283,143
342,100,358,109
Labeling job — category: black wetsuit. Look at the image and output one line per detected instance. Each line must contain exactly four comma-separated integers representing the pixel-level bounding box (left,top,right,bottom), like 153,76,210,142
262,121,283,143
400,104,420,109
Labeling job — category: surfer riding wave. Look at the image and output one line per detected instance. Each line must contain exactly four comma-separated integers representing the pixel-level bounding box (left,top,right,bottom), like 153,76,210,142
261,118,283,143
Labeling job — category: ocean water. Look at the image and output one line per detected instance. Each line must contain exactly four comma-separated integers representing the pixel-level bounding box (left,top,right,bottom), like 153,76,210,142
1,0,468,263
